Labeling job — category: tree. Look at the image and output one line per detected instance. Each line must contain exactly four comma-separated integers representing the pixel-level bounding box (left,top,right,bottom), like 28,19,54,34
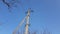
40,30,51,34
0,0,21,12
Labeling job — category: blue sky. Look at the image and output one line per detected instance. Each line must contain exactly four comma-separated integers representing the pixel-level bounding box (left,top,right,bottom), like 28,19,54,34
0,0,60,34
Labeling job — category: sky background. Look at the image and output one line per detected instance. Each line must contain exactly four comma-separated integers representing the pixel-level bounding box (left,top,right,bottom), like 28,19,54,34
0,0,60,34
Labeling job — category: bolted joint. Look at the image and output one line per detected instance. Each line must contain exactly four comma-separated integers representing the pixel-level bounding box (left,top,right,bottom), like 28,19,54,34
25,24,30,27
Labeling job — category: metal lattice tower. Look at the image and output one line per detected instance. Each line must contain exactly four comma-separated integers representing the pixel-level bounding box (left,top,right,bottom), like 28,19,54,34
25,8,31,34
13,8,31,34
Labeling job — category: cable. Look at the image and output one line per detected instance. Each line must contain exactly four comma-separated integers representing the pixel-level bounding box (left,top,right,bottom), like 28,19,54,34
13,16,27,34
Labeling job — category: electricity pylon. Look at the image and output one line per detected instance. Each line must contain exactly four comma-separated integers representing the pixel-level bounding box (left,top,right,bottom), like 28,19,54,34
13,8,32,34
25,8,31,34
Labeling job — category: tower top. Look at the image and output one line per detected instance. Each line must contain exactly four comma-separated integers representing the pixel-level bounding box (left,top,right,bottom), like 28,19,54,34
26,8,34,14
